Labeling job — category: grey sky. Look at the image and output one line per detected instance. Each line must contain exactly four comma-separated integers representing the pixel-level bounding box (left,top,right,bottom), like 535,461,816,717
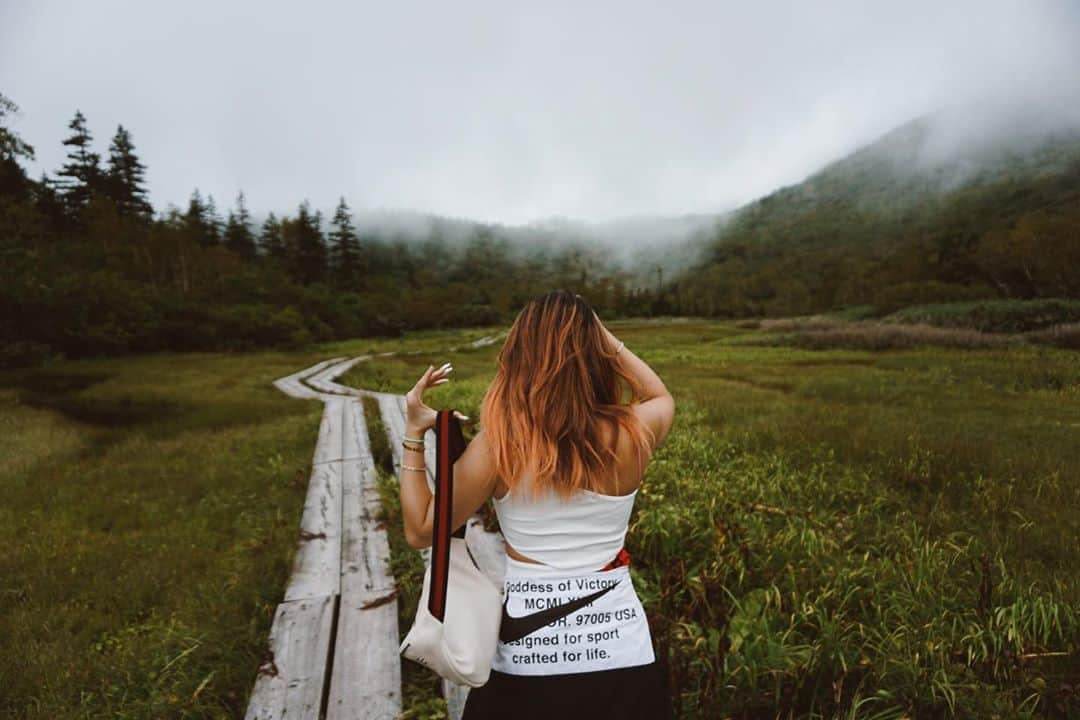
2,0,1078,225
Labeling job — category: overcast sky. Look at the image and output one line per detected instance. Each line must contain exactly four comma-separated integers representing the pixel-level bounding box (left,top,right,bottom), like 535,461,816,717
2,1,1079,225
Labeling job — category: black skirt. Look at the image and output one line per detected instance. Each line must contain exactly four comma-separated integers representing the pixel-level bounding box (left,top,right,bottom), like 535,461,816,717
462,659,673,720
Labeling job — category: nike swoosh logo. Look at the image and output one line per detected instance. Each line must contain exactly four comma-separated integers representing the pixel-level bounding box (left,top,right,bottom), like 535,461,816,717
499,579,622,644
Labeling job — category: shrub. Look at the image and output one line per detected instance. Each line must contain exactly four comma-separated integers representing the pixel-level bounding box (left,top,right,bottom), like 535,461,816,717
872,281,995,314
1026,322,1080,350
0,341,59,369
886,298,1080,333
748,321,1016,351
759,315,849,333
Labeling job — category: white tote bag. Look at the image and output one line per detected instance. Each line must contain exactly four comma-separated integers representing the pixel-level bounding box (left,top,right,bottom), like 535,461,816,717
400,409,503,687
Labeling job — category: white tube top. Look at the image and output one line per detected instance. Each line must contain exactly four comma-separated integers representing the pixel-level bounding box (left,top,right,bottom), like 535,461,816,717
492,482,639,575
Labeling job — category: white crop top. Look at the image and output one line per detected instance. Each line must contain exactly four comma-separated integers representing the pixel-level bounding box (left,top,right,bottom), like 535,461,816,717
493,481,639,574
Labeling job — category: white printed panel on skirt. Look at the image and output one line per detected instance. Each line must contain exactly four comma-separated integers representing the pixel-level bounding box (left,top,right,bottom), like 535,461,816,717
492,565,656,676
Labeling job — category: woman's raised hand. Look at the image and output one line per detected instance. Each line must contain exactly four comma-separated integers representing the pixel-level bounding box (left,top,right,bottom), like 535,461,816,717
405,362,469,432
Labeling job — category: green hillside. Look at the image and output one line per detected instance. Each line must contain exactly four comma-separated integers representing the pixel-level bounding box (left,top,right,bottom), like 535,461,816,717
678,110,1080,317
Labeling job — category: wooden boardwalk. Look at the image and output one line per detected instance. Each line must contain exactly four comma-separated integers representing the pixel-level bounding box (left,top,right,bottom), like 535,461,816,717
246,338,506,720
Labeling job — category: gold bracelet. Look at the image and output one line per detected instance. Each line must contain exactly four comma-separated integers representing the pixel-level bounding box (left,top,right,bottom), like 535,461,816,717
401,463,426,472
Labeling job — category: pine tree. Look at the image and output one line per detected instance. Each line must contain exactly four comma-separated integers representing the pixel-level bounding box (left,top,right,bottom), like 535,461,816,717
105,124,152,218
290,200,327,283
33,172,67,227
328,196,362,287
204,194,223,246
0,93,35,201
258,212,285,260
56,110,103,216
223,190,257,259
185,188,214,246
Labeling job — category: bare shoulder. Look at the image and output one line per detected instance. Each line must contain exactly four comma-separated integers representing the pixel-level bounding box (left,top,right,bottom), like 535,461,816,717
630,393,675,453
603,405,670,495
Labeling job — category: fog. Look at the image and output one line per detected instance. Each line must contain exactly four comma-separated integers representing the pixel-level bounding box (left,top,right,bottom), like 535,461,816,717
2,0,1079,227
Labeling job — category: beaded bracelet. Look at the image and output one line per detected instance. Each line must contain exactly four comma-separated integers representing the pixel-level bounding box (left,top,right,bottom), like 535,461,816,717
402,440,424,451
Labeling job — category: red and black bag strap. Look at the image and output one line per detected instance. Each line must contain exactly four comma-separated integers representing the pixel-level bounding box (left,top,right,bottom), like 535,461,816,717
427,409,468,621
601,547,632,571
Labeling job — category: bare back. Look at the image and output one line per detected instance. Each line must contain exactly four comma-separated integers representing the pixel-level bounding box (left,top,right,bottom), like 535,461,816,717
493,404,658,502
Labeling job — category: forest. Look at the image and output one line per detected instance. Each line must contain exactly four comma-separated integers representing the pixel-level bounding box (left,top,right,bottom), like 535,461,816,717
2,91,1079,369
0,93,659,367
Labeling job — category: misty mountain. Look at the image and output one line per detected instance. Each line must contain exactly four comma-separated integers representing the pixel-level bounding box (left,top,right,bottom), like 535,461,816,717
676,100,1080,316
307,99,1080,295
270,206,721,290
706,99,1080,250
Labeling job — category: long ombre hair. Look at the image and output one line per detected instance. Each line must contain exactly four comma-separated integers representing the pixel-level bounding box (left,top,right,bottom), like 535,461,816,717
481,290,656,501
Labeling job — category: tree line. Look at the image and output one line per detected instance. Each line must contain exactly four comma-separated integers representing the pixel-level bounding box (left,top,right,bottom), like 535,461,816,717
0,93,661,367
3,90,1077,368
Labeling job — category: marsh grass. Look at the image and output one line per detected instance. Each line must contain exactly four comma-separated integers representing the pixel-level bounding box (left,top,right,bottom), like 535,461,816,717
2,320,1076,718
0,349,340,718
0,329,496,720
746,317,1080,352
749,300,1080,352
342,320,1079,719
1026,323,1080,350
885,299,1080,333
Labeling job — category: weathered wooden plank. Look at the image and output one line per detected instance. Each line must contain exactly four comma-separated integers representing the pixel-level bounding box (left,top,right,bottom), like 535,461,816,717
307,357,365,396
313,397,347,465
244,595,336,720
340,457,395,597
326,596,402,720
273,357,346,399
341,398,370,463
328,457,400,720
273,376,318,399
285,459,343,601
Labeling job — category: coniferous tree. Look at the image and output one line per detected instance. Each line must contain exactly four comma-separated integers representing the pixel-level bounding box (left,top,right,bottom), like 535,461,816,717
33,172,67,227
105,125,152,218
204,194,223,246
223,190,256,259
185,188,213,246
56,110,103,217
328,196,362,287
290,200,327,283
258,212,285,261
0,93,34,201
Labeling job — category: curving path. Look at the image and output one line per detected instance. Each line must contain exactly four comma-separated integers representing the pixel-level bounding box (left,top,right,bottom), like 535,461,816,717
245,334,507,720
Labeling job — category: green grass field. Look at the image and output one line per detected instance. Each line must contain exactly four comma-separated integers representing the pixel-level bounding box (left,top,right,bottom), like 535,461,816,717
339,320,1080,719
1,320,1076,718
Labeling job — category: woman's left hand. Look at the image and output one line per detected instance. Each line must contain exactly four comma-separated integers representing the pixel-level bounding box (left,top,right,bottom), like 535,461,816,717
405,362,469,432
